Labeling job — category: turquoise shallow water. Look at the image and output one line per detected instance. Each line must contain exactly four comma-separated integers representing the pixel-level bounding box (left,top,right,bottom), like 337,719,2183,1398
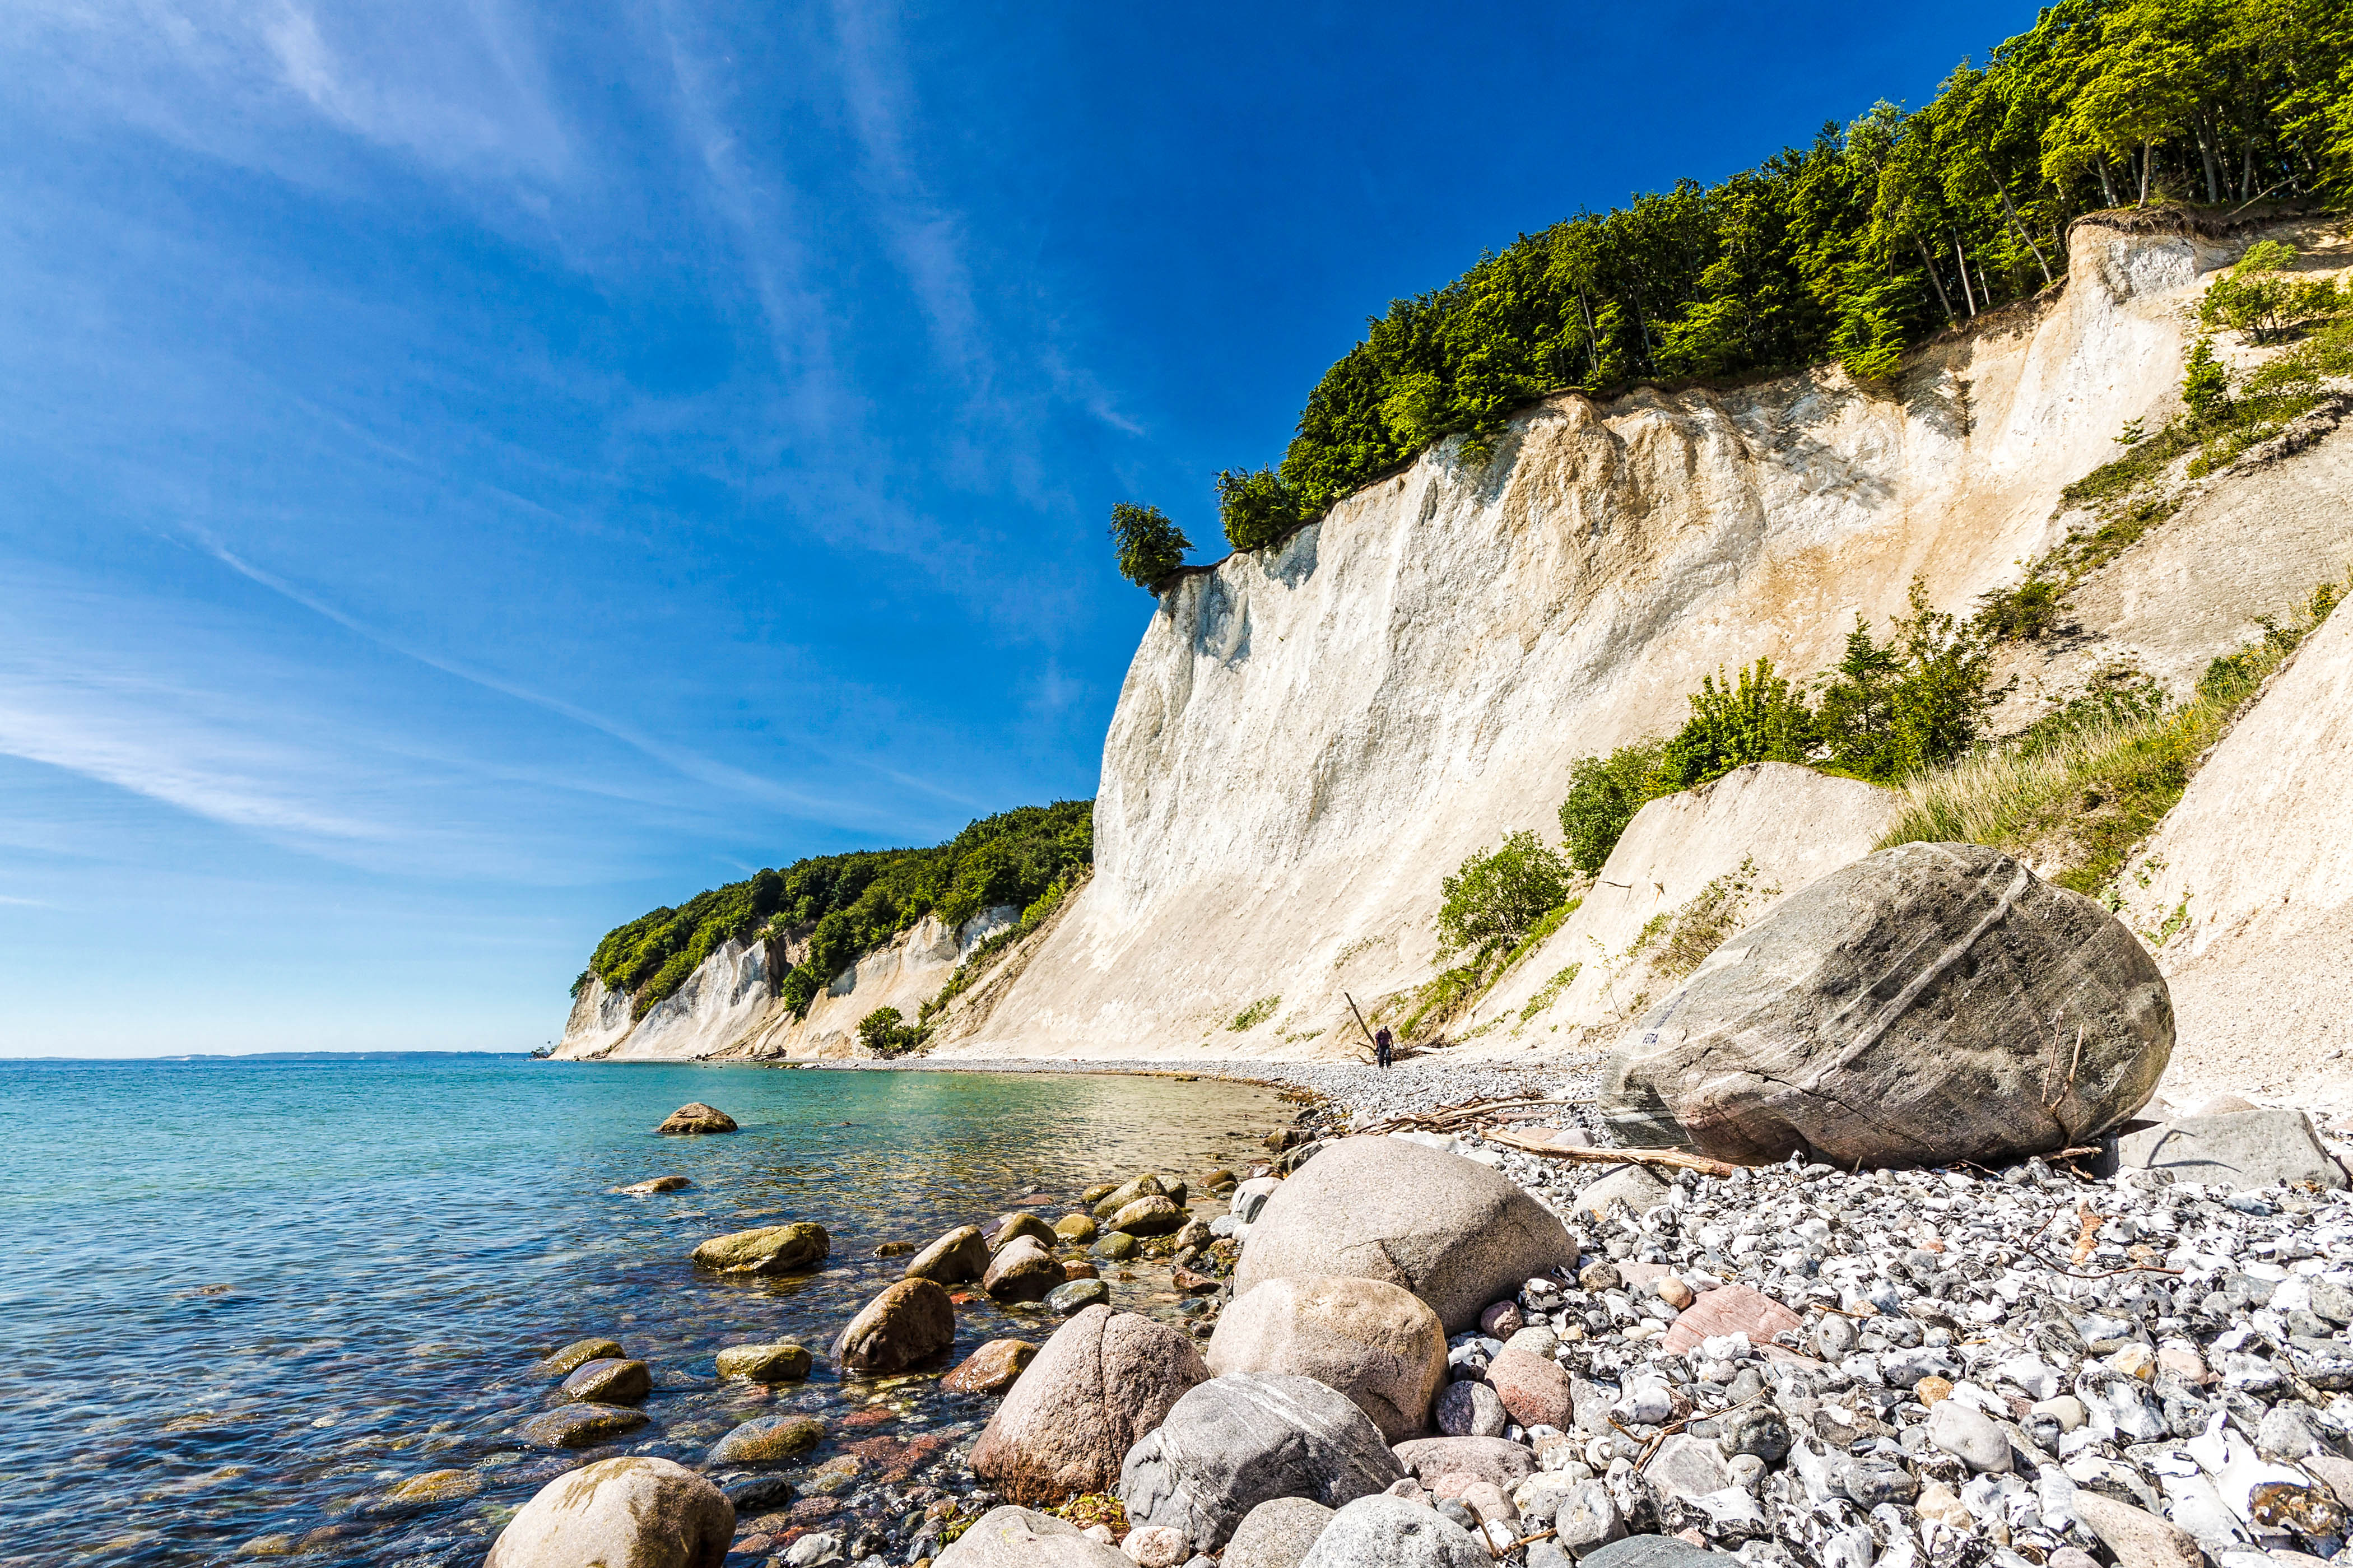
0,1055,1287,1567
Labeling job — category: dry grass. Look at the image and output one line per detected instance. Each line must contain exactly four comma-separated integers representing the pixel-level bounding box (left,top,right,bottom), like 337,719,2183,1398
1881,577,2343,896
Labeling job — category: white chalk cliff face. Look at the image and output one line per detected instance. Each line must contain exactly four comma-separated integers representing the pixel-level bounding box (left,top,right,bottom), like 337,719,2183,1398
556,907,1016,1061
927,220,2239,1063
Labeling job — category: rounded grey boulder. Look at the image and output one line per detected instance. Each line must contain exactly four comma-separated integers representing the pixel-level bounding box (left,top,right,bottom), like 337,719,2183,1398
1225,1496,1336,1568
1297,1493,1488,1568
1232,1137,1578,1333
970,1304,1208,1504
1598,842,2171,1167
1208,1276,1448,1443
486,1456,733,1568
1119,1372,1407,1550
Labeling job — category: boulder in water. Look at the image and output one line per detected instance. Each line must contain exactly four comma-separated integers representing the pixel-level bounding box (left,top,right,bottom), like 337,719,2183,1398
969,1304,1208,1503
1110,1195,1188,1235
690,1222,829,1275
1599,843,2171,1167
904,1224,991,1285
941,1338,1036,1395
707,1413,824,1465
487,1456,732,1568
714,1342,812,1382
560,1357,650,1404
982,1236,1061,1303
536,1337,623,1376
612,1175,691,1194
1233,1136,1577,1333
656,1102,737,1136
520,1403,649,1450
832,1278,955,1372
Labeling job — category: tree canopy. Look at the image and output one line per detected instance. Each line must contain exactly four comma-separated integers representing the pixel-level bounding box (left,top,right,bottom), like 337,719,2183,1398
584,801,1094,1021
1214,0,2351,551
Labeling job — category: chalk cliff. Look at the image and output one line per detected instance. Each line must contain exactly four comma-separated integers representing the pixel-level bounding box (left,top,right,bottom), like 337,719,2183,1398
925,218,2264,1063
559,217,2353,1068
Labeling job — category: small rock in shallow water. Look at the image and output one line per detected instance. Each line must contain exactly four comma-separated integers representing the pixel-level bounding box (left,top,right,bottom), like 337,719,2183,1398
993,1212,1059,1250
654,1101,737,1136
519,1403,649,1450
611,1175,691,1194
536,1337,623,1376
1093,1231,1141,1262
905,1224,991,1285
983,1237,1063,1303
560,1357,650,1404
834,1277,956,1372
707,1412,824,1465
689,1221,829,1276
387,1468,481,1503
714,1342,812,1383
1057,1213,1099,1243
1111,1195,1189,1236
872,1240,914,1257
1049,1278,1111,1314
941,1338,1036,1395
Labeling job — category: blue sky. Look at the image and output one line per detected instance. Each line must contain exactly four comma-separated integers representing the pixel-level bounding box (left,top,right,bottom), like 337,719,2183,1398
0,1,2036,1055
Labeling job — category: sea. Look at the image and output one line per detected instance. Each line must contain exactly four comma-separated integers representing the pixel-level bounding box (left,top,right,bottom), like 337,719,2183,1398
0,1054,1290,1567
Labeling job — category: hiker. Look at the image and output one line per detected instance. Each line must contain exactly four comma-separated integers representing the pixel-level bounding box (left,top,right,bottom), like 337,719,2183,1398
1374,1025,1393,1071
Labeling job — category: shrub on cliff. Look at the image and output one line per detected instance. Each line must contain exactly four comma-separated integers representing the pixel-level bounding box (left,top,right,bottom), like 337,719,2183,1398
857,1006,924,1056
1654,659,1817,792
1558,740,1670,874
1215,467,1309,553
1108,503,1191,591
1437,830,1571,961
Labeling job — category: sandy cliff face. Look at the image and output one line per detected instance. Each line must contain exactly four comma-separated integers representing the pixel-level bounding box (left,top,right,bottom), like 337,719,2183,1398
927,221,2240,1064
2122,601,2353,1109
556,907,1015,1061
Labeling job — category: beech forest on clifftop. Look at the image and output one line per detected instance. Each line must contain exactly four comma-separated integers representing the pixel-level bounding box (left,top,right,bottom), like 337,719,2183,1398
1199,0,2353,555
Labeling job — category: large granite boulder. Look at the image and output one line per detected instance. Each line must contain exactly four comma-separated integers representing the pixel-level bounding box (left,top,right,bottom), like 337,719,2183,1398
969,1305,1208,1504
1119,1372,1406,1550
1599,843,2171,1167
1209,1276,1447,1443
1297,1493,1489,1567
2108,1108,2347,1192
1233,1137,1578,1333
832,1278,955,1372
690,1222,830,1275
486,1456,733,1568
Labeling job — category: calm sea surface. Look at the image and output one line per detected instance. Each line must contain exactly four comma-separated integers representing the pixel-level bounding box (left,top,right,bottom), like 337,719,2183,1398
0,1055,1289,1568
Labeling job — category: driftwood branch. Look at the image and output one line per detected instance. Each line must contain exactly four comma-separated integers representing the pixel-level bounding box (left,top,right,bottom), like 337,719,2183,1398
1481,1128,1737,1178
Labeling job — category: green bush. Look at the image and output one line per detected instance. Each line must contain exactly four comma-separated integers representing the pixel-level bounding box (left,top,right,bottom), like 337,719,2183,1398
2181,336,2229,422
1216,467,1308,553
857,1006,924,1057
1814,582,1997,783
1437,830,1571,960
2199,243,2342,345
1557,739,1670,874
1655,659,1815,792
1108,502,1191,591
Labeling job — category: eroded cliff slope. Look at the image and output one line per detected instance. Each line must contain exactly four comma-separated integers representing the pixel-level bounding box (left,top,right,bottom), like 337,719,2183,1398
926,218,2317,1064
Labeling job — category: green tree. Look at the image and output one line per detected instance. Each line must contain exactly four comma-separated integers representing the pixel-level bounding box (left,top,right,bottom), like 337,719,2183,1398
1557,739,1670,874
1437,830,1572,960
1108,502,1190,591
1656,660,1817,791
1817,582,2000,781
1216,467,1309,553
857,1006,920,1056
2182,336,2230,420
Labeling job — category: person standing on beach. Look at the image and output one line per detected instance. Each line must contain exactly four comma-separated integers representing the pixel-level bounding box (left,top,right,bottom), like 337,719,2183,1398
1374,1025,1393,1070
